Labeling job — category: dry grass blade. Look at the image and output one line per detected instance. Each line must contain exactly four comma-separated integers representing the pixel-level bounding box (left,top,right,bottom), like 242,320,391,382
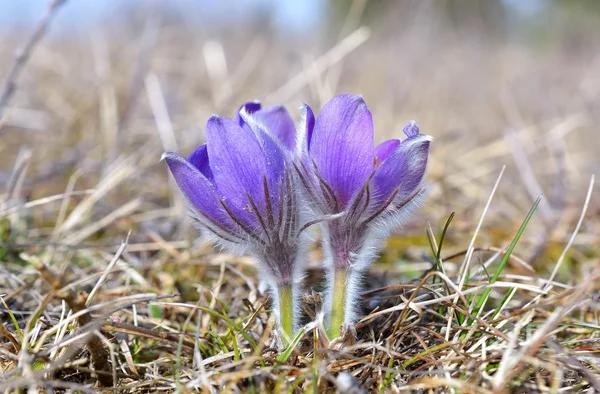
33,259,112,387
0,0,67,120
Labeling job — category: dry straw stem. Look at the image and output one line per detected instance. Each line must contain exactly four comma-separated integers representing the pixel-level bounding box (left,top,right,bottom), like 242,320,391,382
492,265,600,392
266,26,371,103
0,0,67,120
32,258,113,387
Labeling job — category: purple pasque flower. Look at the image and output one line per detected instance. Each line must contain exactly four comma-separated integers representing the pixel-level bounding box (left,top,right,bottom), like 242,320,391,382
162,102,306,345
295,94,432,338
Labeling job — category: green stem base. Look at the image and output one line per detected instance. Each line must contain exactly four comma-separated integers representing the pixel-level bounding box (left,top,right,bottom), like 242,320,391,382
278,284,294,346
328,268,347,339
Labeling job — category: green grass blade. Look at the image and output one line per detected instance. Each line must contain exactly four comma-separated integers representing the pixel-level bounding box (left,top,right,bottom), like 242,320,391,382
277,326,305,363
230,328,241,361
468,195,542,324
209,331,229,353
428,213,456,322
437,212,455,263
198,306,258,350
492,287,517,320
1,298,23,343
400,342,453,369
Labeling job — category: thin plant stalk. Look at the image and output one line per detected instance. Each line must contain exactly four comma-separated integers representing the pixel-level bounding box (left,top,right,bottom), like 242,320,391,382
328,267,348,339
278,284,294,345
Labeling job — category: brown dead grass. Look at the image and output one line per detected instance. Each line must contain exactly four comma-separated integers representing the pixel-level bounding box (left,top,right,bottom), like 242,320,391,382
1,1,599,393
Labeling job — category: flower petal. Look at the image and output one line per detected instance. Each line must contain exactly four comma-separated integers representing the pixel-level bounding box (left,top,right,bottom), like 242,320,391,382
234,101,261,127
187,144,213,181
373,134,431,205
374,139,400,164
309,94,374,207
296,103,315,155
252,105,296,151
162,152,225,224
206,115,285,227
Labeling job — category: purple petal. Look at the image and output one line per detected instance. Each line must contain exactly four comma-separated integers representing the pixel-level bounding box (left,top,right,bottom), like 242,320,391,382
234,101,261,127
373,134,431,205
162,152,225,225
206,116,285,227
252,105,296,151
238,107,291,175
374,139,400,164
188,144,213,181
297,103,315,154
309,94,374,207
403,121,420,138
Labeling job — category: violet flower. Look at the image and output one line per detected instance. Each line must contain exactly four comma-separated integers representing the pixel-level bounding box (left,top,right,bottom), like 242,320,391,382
162,102,305,345
295,94,432,339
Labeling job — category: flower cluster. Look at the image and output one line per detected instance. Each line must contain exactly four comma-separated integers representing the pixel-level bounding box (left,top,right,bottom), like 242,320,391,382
163,95,431,346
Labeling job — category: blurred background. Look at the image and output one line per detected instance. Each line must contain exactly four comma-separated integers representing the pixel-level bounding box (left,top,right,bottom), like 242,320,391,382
1,0,598,279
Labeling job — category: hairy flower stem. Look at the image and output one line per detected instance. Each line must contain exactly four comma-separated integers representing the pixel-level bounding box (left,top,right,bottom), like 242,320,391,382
278,284,294,346
328,267,348,339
